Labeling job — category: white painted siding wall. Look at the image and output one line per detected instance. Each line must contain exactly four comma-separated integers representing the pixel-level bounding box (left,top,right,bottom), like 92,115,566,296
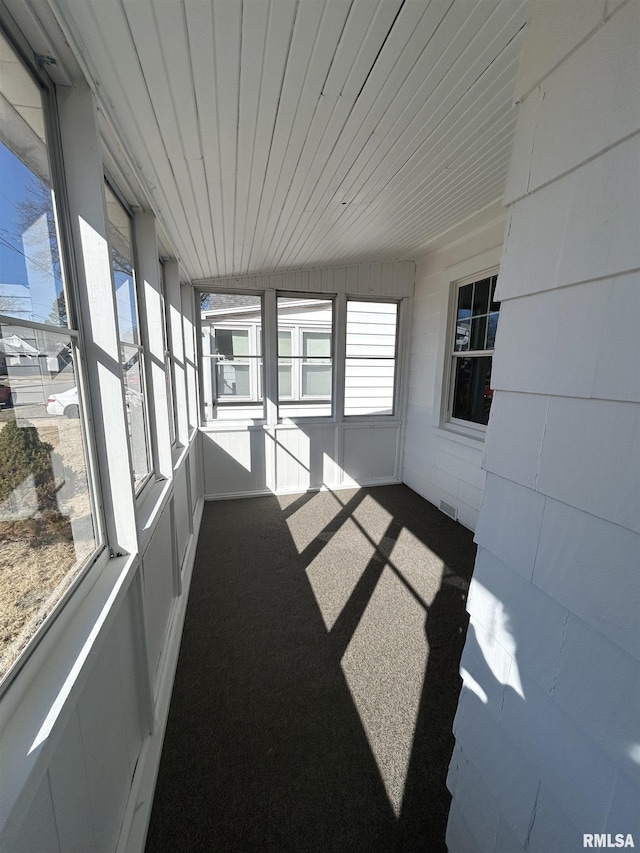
201,262,414,498
403,208,506,531
447,3,640,850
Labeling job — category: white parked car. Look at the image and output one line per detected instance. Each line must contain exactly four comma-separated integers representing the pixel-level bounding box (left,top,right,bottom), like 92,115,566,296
46,386,143,418
46,387,79,418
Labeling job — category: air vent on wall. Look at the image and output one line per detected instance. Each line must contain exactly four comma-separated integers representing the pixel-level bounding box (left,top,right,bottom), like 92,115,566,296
440,499,458,521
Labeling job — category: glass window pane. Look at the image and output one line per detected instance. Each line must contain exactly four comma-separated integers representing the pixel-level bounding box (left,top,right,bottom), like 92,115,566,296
471,315,487,351
121,343,150,489
105,185,138,345
303,331,331,360
0,321,97,680
278,330,292,358
0,32,66,328
278,364,292,397
455,318,470,351
344,361,396,416
457,283,472,317
302,364,332,397
215,328,249,361
345,301,398,416
277,296,333,417
217,363,250,397
451,356,494,426
473,278,490,316
200,294,264,421
487,311,500,349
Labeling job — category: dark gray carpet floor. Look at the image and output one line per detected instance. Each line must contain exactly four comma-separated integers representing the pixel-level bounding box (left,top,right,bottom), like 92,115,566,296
145,485,476,852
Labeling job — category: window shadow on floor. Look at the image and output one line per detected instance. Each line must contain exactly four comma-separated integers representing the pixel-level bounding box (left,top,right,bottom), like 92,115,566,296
145,485,475,853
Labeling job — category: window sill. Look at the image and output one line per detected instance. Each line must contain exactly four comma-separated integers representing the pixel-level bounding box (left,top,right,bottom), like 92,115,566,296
201,419,267,431
137,477,172,553
434,422,487,447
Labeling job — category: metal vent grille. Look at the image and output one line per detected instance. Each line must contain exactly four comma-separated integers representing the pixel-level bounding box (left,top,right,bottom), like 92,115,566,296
439,500,458,521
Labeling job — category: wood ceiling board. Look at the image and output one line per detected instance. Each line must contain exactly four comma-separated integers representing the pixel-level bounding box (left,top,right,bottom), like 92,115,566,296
237,1,298,274
237,0,327,272
234,0,270,275
50,0,528,279
266,0,443,267
298,44,520,267
315,127,513,267
306,19,522,248
247,0,353,273
334,1,526,207
60,0,205,279
272,0,513,269
355,30,523,209
122,0,212,276
212,0,242,276
259,0,398,269
183,0,224,278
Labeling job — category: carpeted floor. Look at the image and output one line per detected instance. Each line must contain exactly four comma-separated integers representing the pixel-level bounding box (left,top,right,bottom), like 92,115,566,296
145,485,476,852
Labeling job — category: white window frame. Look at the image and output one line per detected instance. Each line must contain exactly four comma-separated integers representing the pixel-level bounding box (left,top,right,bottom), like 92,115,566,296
276,292,335,421
159,260,177,447
212,323,261,402
198,291,265,423
444,269,500,437
0,23,107,696
104,178,154,496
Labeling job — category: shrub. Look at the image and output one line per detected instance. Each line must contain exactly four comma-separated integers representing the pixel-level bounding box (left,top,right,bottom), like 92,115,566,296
0,419,58,515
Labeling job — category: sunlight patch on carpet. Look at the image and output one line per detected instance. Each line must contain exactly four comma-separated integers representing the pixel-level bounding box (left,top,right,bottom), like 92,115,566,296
341,566,428,816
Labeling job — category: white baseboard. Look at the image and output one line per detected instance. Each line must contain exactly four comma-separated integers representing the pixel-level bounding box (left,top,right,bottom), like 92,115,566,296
204,478,402,502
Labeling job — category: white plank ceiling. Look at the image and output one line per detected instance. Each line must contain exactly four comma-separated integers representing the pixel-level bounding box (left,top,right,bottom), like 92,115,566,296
53,0,528,281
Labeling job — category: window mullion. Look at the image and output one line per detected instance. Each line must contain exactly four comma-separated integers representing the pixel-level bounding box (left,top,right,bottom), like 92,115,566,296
334,292,347,423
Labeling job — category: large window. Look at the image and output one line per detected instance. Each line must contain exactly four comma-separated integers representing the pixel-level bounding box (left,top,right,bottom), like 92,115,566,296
345,299,398,416
104,182,151,489
201,293,264,421
159,261,176,445
448,274,500,428
277,296,333,418
0,29,99,683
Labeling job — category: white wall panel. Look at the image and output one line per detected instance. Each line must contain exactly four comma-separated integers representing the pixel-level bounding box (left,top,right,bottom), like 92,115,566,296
500,678,619,832
342,425,399,484
500,135,640,299
141,504,177,683
482,392,548,490
402,213,505,530
551,617,639,779
532,499,640,660
9,774,60,853
203,429,268,497
514,0,605,100
452,690,539,845
448,6,640,849
47,710,96,852
525,784,583,853
173,464,191,568
536,397,640,533
526,1,639,190
474,475,546,582
443,749,502,853
273,426,335,492
492,273,640,402
468,549,568,695
77,624,138,852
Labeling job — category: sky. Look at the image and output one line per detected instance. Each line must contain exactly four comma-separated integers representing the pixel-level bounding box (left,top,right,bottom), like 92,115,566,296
0,140,63,325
